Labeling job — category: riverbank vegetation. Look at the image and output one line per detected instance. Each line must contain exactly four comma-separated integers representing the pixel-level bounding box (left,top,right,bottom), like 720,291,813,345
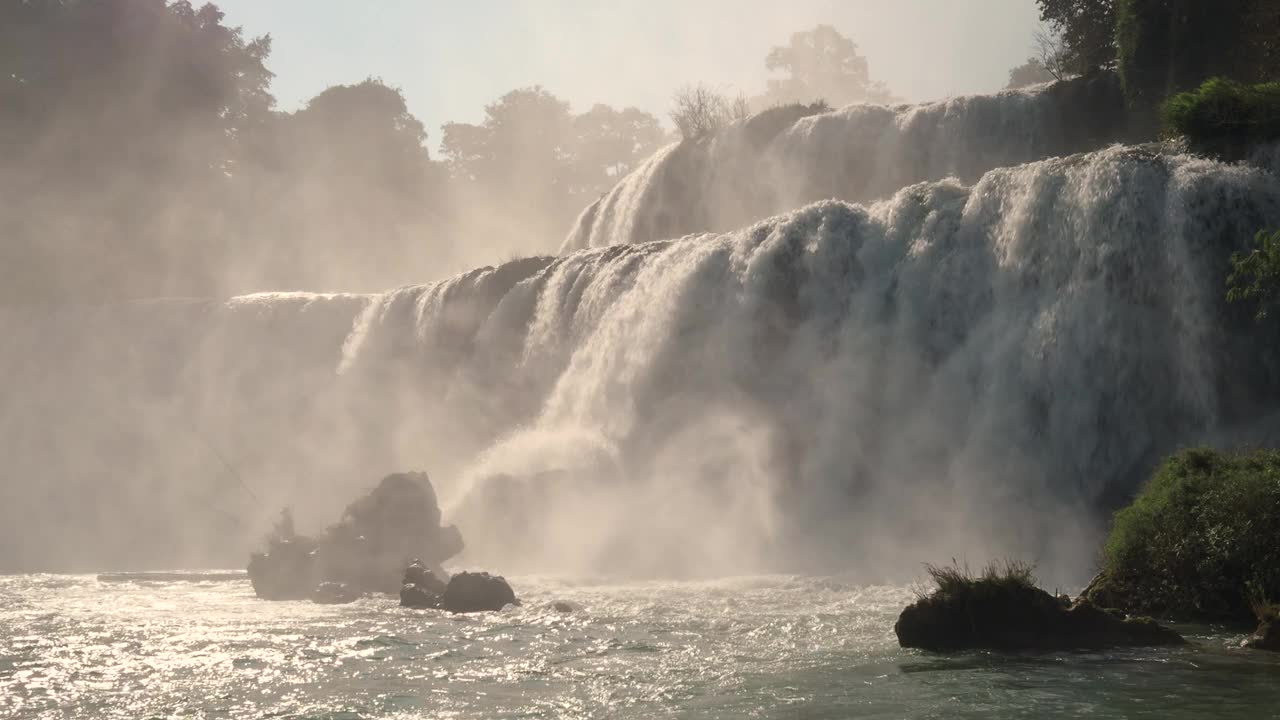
1084,448,1280,624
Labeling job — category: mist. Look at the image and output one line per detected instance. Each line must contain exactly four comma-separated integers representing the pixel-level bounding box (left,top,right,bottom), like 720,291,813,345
4,0,1280,596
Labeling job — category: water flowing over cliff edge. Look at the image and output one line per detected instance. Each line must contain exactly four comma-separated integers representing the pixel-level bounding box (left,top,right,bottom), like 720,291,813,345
562,72,1136,253
5,138,1279,579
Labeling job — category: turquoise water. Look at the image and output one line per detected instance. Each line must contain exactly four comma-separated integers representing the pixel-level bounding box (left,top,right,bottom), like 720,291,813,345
2,573,1278,719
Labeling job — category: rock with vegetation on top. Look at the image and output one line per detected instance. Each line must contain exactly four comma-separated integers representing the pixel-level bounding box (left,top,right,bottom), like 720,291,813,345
440,571,519,613
895,562,1185,652
248,472,464,600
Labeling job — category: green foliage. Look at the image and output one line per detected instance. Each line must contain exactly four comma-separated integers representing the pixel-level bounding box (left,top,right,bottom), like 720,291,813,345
1117,0,1272,108
1162,78,1280,157
1037,0,1118,75
1099,447,1280,622
1227,229,1280,321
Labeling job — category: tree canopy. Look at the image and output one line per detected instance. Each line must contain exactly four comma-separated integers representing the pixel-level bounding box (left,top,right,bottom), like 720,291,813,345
757,25,896,108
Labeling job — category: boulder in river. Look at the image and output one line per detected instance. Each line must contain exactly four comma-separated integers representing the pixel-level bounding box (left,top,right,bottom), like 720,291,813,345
248,472,463,600
1243,604,1280,652
399,559,448,609
441,571,518,613
247,534,318,601
895,562,1185,652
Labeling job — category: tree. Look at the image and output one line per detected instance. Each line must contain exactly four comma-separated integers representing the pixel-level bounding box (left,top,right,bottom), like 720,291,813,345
1118,0,1272,107
1007,57,1057,89
1036,0,1118,75
0,0,275,301
242,79,447,289
670,84,734,139
440,87,663,253
573,104,664,194
757,25,896,108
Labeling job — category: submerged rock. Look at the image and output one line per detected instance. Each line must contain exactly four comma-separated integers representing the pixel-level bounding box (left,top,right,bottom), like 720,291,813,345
895,570,1185,652
312,581,360,605
440,571,518,613
248,472,464,600
1243,620,1280,652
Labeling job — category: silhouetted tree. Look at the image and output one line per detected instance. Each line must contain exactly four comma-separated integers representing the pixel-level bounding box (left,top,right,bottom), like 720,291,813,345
0,0,273,301
242,79,448,289
1036,0,1118,75
757,25,896,108
1117,0,1269,107
441,87,663,250
1007,57,1058,89
573,104,665,194
670,84,735,139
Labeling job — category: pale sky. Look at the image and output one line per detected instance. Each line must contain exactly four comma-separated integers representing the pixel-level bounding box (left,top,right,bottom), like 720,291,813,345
215,1,1044,145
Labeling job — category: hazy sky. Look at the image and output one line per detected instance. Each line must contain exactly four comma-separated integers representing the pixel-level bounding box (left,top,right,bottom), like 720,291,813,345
216,1,1043,144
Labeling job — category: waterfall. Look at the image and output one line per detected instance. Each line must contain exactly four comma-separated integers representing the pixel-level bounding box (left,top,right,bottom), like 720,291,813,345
4,141,1278,577
562,72,1134,253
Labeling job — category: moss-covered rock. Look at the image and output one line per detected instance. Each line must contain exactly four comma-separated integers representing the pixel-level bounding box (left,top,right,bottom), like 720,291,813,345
896,562,1184,652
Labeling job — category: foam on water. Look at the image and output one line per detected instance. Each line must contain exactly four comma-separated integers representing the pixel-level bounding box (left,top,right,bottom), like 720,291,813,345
3,574,1278,719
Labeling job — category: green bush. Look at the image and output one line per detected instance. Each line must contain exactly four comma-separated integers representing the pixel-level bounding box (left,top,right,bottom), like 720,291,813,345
1095,448,1280,623
1227,229,1280,321
1162,78,1280,156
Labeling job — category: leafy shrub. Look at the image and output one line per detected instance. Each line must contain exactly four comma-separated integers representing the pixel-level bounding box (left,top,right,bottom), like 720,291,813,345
1162,78,1280,156
1095,447,1280,623
1227,229,1280,321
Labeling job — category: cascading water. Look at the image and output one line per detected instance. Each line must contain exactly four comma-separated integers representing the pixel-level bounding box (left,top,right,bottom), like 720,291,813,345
562,72,1134,253
4,142,1278,581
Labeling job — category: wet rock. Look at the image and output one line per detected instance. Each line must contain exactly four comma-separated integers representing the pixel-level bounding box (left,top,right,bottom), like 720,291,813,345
312,582,360,605
1243,620,1280,652
403,559,447,594
247,535,318,601
552,601,575,613
440,571,518,613
248,472,464,600
895,576,1185,652
400,583,441,609
399,559,447,609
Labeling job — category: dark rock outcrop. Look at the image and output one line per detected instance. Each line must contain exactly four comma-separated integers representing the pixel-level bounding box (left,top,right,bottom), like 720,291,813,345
399,559,448,609
247,535,318,600
248,472,463,601
896,576,1185,652
440,571,518,613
